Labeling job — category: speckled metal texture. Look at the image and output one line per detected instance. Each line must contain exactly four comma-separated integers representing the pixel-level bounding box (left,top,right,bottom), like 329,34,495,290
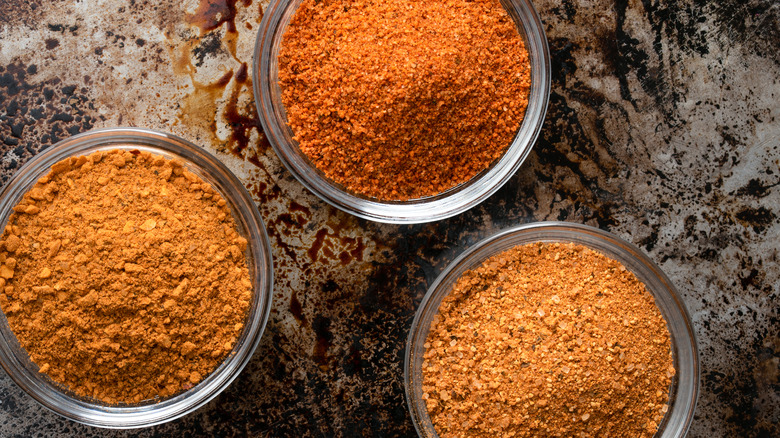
0,0,778,436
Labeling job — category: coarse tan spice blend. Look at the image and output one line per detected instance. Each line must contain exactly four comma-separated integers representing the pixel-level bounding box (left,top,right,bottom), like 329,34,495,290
0,150,252,404
279,0,531,200
422,242,675,437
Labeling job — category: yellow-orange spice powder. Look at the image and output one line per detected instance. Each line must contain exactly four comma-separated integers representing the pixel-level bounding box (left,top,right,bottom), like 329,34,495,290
0,150,252,404
423,242,675,437
279,0,531,201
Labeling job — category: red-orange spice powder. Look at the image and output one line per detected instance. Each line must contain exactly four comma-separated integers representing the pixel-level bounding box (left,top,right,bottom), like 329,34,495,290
279,0,531,200
423,242,675,437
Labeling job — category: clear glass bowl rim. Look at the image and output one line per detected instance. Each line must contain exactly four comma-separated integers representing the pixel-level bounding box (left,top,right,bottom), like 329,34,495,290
0,127,274,429
404,221,699,437
253,0,551,224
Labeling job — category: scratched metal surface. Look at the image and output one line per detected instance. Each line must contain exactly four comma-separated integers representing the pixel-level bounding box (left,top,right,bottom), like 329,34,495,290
0,0,778,436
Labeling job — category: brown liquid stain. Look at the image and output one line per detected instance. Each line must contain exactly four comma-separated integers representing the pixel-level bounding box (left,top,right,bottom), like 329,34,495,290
258,188,311,266
307,221,367,266
247,153,264,169
289,291,306,325
235,62,249,83
187,0,252,35
175,0,269,163
289,200,311,215
307,229,329,262
224,62,271,158
222,30,239,62
215,70,235,87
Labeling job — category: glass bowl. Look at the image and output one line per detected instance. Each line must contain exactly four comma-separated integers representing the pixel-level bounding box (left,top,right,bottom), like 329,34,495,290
0,127,274,428
253,0,551,224
404,222,699,437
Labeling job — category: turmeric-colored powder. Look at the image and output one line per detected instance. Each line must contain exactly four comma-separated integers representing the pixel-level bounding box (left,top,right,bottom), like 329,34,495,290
0,150,252,404
423,242,675,437
279,0,531,200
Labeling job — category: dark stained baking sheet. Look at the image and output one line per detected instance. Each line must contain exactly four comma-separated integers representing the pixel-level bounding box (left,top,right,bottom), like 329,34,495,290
1,0,778,436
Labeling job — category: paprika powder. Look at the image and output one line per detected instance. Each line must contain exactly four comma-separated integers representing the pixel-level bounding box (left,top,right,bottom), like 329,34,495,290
422,242,675,437
279,0,531,200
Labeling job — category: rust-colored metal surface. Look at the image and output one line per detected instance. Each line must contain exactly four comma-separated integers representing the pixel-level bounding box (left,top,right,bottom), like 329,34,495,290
1,0,779,436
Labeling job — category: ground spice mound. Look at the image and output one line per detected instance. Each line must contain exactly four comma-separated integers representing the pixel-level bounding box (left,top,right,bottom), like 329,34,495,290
422,242,675,437
0,150,253,404
279,0,531,200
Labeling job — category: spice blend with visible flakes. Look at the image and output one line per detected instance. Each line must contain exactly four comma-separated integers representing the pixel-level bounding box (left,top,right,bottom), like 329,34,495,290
0,150,253,404
279,0,531,200
422,242,675,437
